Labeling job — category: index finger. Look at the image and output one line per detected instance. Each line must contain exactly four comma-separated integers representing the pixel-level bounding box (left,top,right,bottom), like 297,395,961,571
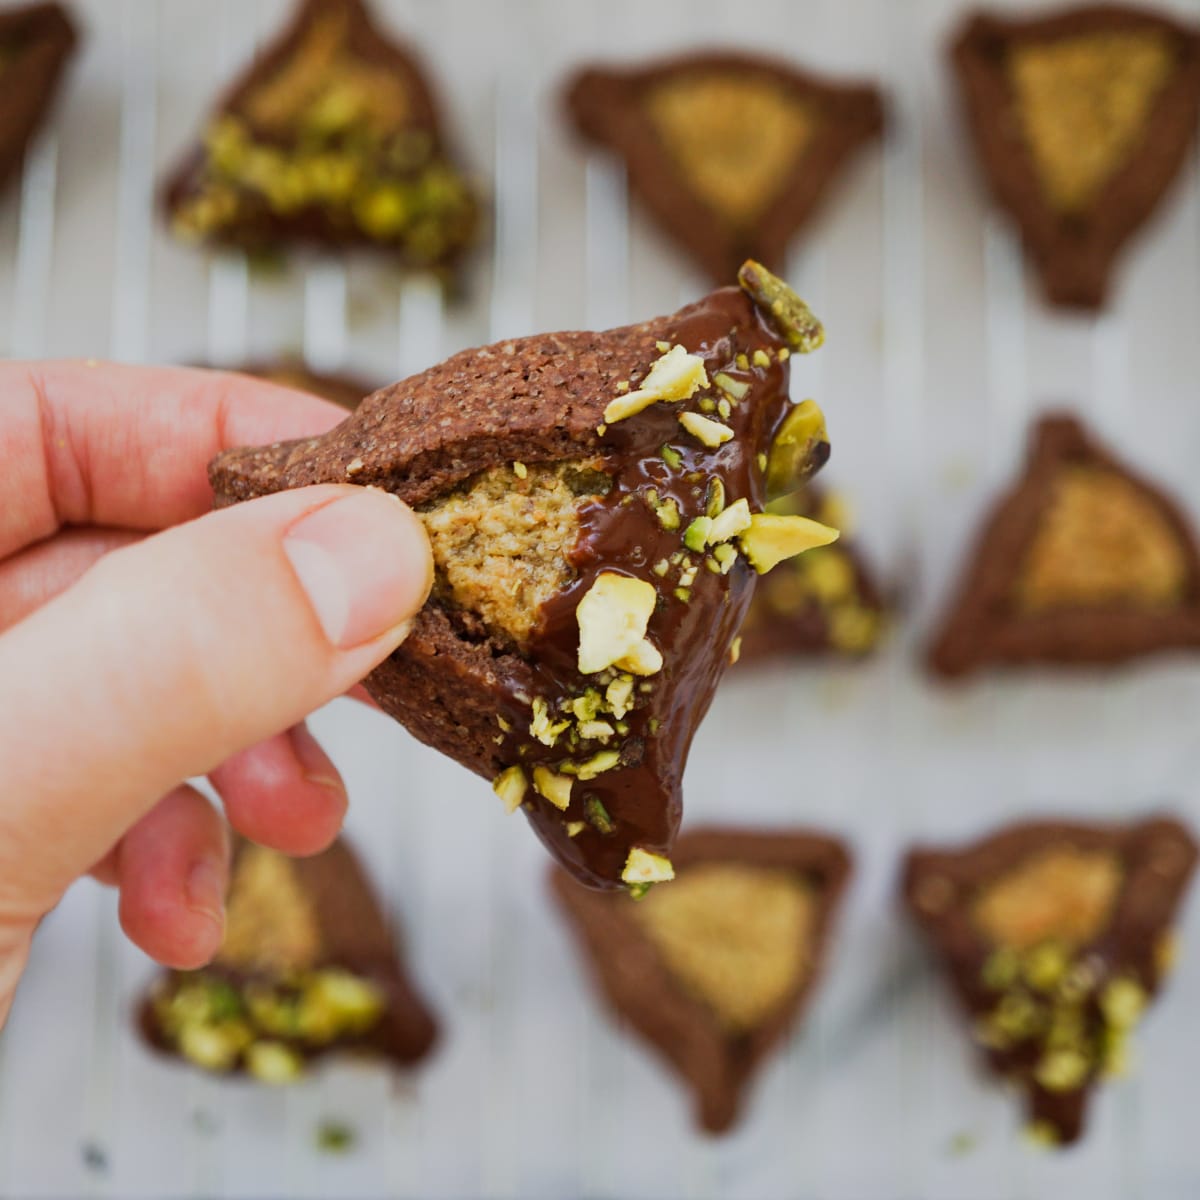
0,360,351,559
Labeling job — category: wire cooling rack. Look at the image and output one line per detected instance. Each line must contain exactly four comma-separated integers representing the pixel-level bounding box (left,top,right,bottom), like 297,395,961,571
4,0,1200,1196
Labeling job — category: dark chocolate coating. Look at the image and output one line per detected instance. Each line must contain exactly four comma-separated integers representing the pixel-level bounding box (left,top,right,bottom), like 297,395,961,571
904,816,1197,1144
0,3,77,195
139,837,438,1071
551,827,853,1134
162,0,481,278
951,5,1200,310
928,413,1200,677
564,51,884,285
212,287,812,889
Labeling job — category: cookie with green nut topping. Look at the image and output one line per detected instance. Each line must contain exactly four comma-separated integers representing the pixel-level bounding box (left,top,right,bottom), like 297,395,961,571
551,827,852,1134
163,0,480,280
903,815,1197,1146
210,262,834,891
138,837,437,1081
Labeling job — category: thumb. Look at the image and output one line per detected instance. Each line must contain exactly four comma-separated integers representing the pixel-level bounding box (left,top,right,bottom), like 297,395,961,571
0,484,432,913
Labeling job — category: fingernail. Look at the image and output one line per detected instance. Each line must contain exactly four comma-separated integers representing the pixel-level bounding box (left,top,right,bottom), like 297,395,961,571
283,488,433,650
289,724,348,807
186,856,226,927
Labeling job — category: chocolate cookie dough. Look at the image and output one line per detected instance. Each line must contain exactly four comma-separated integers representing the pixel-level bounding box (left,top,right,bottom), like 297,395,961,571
552,827,852,1134
904,816,1197,1145
139,837,437,1081
237,359,380,411
952,5,1200,309
735,489,885,665
0,3,76,194
564,52,884,284
164,0,480,281
211,262,835,891
929,413,1200,677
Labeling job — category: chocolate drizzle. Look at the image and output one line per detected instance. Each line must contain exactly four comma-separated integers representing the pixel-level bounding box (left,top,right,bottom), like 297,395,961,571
494,292,797,889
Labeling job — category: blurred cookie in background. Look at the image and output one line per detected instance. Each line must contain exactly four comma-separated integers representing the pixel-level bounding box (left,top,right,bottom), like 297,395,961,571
564,51,883,284
734,490,885,667
929,413,1200,677
164,0,482,285
552,827,852,1134
0,3,77,194
904,815,1197,1146
951,5,1200,309
236,358,379,410
139,837,438,1082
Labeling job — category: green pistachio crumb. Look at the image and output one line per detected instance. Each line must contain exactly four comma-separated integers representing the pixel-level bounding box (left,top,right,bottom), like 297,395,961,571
661,444,683,470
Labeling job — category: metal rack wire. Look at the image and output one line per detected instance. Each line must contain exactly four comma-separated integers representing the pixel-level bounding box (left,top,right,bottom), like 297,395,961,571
3,0,1200,1196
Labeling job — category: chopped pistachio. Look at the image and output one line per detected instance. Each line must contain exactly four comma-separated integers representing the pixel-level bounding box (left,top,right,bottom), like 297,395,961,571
652,558,670,577
179,1024,241,1073
767,399,830,497
705,556,722,574
739,513,839,574
1023,942,1069,992
737,260,825,352
713,372,749,401
316,1121,356,1154
661,444,683,470
533,765,573,811
1023,1120,1060,1149
698,396,717,414
576,572,658,675
705,478,726,517
1034,1048,1090,1093
1100,977,1146,1030
584,795,616,835
496,716,512,733
576,750,621,780
566,821,586,838
622,847,675,886
246,1040,304,1085
615,380,630,393
679,411,733,448
679,564,698,587
713,542,738,574
752,348,771,368
494,765,529,813
606,675,634,719
757,452,768,473
736,353,750,370
513,461,527,479
655,340,670,352
674,587,692,603
718,398,732,419
656,497,681,531
647,717,661,734
578,720,615,742
684,516,714,552
708,497,752,544
779,347,791,361
603,345,709,423
569,689,603,722
530,697,571,746
729,636,743,664
980,946,1020,990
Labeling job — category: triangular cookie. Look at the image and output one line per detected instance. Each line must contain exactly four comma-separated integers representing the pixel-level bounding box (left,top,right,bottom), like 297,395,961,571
736,489,885,665
235,359,380,411
929,413,1200,677
139,837,437,1081
565,52,884,284
0,3,76,193
904,816,1197,1145
210,262,836,892
552,827,852,1133
163,0,480,279
952,6,1200,309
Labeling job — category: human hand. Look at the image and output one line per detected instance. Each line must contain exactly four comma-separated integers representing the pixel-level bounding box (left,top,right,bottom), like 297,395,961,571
0,362,432,1028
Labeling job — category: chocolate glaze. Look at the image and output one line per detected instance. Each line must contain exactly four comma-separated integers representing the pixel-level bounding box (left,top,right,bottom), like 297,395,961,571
904,816,1198,1144
490,292,799,888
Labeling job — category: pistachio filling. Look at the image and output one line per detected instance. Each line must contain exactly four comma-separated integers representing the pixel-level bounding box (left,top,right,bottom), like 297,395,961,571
152,967,386,1082
171,10,475,260
1014,467,1187,613
645,73,819,227
1008,31,1175,214
631,863,814,1033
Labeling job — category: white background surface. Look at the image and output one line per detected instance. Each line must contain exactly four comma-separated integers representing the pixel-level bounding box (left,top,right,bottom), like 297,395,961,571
3,0,1200,1196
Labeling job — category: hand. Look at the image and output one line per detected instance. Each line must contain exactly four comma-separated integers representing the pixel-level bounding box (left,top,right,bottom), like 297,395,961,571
0,362,432,1028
